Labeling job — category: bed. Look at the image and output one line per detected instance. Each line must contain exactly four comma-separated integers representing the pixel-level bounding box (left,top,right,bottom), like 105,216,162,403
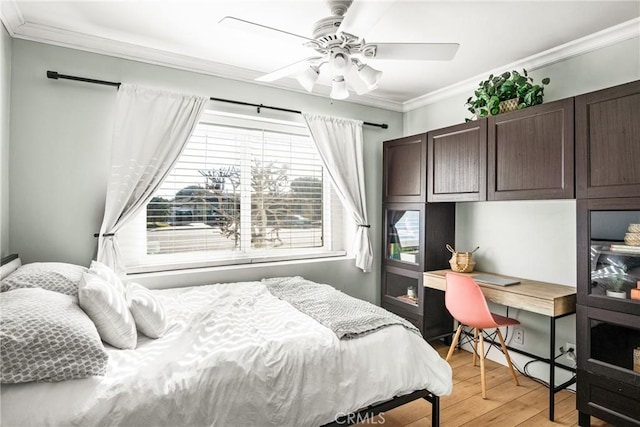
0,254,452,426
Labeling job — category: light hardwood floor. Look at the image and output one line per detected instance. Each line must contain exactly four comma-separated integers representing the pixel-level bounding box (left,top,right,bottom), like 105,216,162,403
357,341,612,427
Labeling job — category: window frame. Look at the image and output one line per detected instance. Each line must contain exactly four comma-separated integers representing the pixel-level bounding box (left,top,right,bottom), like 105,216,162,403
119,109,348,274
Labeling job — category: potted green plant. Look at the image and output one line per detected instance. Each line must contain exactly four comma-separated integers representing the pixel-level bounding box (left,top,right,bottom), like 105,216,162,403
465,69,550,121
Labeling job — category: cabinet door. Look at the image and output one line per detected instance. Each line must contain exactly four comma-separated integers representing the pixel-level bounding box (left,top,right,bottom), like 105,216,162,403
577,368,640,427
576,305,640,388
383,204,426,271
381,265,424,317
381,267,453,341
487,98,574,200
427,120,487,202
576,197,640,314
576,80,640,199
383,134,427,203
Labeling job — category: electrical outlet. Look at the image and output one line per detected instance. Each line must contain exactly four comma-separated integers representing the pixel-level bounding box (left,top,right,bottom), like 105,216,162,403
562,342,577,366
513,327,524,345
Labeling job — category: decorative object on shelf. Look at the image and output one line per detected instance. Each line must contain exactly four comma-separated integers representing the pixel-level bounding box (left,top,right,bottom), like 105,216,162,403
634,348,640,373
446,244,479,273
499,97,519,114
407,286,416,300
610,244,640,254
465,69,550,121
624,232,640,246
631,281,640,300
628,224,640,233
605,276,628,299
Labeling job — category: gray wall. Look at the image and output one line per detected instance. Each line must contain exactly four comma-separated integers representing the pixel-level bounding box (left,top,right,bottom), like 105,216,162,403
404,36,640,381
4,32,640,370
8,39,403,303
1,23,11,257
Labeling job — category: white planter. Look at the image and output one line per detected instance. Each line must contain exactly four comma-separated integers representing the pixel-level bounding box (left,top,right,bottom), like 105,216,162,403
606,290,627,299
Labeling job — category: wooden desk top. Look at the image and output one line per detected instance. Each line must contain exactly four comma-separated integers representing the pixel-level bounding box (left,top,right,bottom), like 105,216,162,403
423,269,577,318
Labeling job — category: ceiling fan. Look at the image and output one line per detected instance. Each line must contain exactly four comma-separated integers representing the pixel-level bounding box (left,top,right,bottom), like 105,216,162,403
219,0,459,100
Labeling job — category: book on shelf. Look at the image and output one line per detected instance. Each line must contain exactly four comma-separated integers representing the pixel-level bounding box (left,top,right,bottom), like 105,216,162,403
395,295,418,305
610,244,640,254
399,251,418,263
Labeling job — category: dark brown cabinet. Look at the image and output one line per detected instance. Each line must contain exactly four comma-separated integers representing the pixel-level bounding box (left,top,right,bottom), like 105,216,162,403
576,197,640,427
576,80,640,199
427,98,574,203
381,135,454,340
487,98,574,201
427,120,487,202
380,202,454,339
572,80,640,427
383,134,427,203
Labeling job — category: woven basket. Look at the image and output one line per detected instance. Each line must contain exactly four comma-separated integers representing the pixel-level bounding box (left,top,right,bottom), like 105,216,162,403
625,232,640,246
446,244,479,273
628,224,640,233
449,253,476,273
499,98,519,114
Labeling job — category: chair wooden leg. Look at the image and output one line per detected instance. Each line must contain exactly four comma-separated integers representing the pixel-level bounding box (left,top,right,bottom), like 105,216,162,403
479,330,486,399
496,328,519,386
472,328,479,367
446,325,463,362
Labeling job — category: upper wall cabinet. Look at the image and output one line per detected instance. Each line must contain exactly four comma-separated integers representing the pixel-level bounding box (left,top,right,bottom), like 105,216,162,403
487,98,575,201
383,134,427,203
576,80,640,199
427,120,487,202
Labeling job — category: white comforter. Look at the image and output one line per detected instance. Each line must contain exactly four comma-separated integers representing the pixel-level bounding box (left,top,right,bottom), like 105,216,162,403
1,281,452,427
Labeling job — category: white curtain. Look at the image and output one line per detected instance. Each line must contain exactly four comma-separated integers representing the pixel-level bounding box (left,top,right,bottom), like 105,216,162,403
302,113,373,273
97,84,208,271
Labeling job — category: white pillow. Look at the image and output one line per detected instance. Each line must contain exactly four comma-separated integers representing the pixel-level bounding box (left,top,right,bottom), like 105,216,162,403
78,272,137,349
126,282,168,339
0,256,21,280
89,260,125,296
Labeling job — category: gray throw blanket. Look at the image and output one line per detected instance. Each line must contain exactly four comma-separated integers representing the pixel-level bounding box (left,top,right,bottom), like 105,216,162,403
263,276,421,339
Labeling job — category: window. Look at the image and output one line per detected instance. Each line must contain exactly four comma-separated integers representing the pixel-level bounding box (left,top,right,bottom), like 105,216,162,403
120,111,346,272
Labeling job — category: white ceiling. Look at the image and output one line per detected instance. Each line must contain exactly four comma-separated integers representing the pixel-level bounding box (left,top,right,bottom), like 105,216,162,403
1,0,639,111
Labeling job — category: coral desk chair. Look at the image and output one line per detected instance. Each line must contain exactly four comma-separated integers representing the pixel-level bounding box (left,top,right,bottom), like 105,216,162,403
444,272,519,399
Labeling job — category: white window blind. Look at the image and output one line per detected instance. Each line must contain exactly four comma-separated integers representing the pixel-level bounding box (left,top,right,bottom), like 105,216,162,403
121,111,345,272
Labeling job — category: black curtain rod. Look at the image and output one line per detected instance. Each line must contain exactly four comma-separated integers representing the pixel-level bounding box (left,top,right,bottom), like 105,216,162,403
46,70,389,129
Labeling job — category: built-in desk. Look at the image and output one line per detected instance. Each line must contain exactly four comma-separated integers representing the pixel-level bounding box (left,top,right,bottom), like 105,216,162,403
423,269,577,421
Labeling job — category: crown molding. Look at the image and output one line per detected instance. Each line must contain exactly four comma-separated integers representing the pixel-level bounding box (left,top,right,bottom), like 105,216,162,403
1,0,403,113
0,0,25,36
403,17,640,112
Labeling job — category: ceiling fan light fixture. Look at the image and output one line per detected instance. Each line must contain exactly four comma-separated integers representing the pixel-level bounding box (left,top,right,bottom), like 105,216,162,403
296,66,320,92
356,63,382,89
329,48,353,75
330,76,349,100
345,66,372,96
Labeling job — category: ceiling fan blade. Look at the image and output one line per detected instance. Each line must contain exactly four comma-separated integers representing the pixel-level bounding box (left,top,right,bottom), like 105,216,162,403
372,43,460,61
255,57,323,82
337,0,397,40
219,16,313,44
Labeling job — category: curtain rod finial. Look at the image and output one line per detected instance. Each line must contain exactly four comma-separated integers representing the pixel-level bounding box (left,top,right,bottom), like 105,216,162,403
47,71,59,80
